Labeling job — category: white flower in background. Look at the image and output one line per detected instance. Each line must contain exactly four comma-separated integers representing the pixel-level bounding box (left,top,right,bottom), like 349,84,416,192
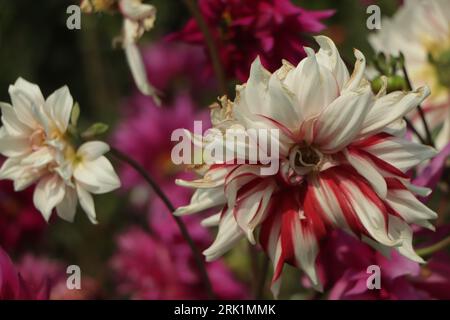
81,0,160,104
369,0,450,149
0,78,120,223
175,36,437,296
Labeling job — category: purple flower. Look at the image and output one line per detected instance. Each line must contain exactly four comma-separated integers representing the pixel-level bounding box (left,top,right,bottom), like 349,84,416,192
170,0,333,81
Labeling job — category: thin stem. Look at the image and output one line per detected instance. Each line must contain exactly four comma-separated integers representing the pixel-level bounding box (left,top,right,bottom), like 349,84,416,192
417,235,450,257
182,0,228,96
401,64,435,147
405,117,427,145
109,147,215,299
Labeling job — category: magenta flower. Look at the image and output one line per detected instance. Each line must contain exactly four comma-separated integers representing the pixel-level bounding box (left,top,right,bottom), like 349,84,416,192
170,0,333,81
110,226,248,299
113,93,209,190
141,42,215,97
0,177,46,251
110,183,248,299
0,247,49,300
16,254,102,300
311,230,450,300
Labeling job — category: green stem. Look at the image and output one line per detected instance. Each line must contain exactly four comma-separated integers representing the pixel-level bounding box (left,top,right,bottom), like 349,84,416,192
182,0,228,96
416,235,450,257
401,64,435,147
110,147,215,299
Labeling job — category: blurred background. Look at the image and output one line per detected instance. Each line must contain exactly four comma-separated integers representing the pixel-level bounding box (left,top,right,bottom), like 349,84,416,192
1,0,448,300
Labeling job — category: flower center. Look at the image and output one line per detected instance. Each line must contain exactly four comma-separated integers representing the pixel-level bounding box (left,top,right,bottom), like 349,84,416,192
289,145,322,175
280,145,323,186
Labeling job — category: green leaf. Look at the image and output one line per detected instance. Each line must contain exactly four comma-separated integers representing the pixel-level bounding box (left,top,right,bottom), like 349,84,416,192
81,122,109,139
71,102,80,127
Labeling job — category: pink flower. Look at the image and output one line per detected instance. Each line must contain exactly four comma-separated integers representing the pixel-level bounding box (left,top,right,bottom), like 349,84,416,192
170,0,333,81
141,42,215,98
312,229,450,300
0,247,49,300
113,93,209,189
110,183,248,299
17,254,102,300
0,178,46,251
110,224,248,299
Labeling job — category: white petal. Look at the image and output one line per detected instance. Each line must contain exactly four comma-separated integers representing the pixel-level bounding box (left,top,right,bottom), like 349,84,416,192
33,175,65,221
201,213,221,227
344,149,387,199
388,215,425,263
0,102,32,135
343,49,366,92
74,156,121,194
77,141,110,161
360,86,430,136
124,39,160,104
56,186,78,223
291,213,320,286
314,35,350,90
0,127,31,157
314,83,373,152
203,208,244,261
76,183,98,224
174,186,226,216
363,136,437,172
386,189,437,227
44,85,73,132
288,48,339,119
20,147,54,168
234,182,275,244
0,157,23,180
119,0,156,21
8,78,44,127
342,177,400,247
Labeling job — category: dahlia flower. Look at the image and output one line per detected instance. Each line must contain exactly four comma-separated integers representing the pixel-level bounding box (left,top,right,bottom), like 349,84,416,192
175,36,438,295
0,78,120,223
81,0,159,102
171,0,333,81
369,0,450,149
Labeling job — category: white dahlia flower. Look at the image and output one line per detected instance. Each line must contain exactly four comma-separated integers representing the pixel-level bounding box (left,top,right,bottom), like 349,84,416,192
369,0,450,149
0,78,120,223
175,36,437,295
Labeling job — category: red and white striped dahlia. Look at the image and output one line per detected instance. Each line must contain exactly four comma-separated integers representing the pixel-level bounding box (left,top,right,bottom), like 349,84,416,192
174,36,438,295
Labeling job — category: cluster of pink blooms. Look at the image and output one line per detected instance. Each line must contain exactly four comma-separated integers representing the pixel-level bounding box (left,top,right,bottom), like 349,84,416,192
171,0,334,81
308,229,450,299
